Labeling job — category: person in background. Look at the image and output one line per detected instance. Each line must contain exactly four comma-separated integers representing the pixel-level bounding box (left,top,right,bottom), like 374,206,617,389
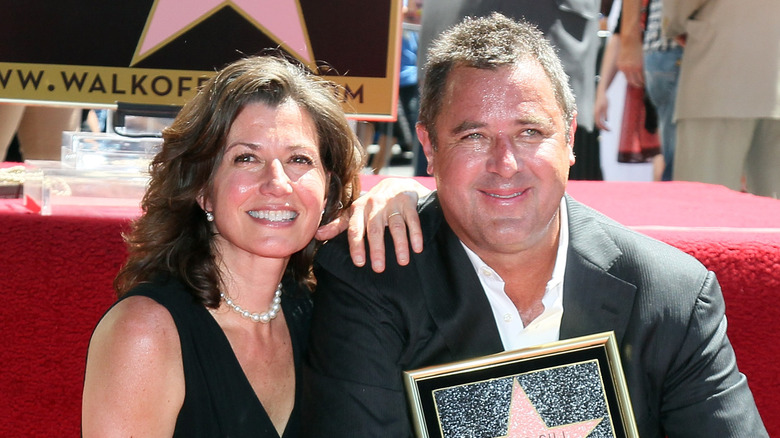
663,0,780,198
81,108,108,133
302,13,767,437
617,0,683,181
594,2,664,179
401,0,426,177
594,17,627,134
369,0,424,175
0,104,80,161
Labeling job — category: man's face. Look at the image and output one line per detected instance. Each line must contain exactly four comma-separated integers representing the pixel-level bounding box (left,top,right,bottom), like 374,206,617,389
417,62,576,261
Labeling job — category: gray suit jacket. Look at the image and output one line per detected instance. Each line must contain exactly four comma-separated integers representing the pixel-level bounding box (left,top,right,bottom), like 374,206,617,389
662,0,780,119
417,0,601,131
303,193,766,437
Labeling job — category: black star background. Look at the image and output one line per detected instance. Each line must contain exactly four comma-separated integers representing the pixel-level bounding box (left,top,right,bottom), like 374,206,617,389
0,1,391,77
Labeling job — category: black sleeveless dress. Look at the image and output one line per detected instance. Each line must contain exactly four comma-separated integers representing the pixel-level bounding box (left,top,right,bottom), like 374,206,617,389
116,276,312,437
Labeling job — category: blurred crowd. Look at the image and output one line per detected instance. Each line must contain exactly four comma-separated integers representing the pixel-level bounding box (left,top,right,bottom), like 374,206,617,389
2,0,778,198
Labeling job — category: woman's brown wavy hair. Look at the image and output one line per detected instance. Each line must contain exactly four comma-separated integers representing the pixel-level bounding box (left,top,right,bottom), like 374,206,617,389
114,55,365,306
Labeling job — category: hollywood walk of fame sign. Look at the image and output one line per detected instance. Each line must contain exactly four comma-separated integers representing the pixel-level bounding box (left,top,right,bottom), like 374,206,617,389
0,0,403,120
404,332,639,438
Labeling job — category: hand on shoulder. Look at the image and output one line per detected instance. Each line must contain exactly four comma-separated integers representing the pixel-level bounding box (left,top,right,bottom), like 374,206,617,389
316,177,431,272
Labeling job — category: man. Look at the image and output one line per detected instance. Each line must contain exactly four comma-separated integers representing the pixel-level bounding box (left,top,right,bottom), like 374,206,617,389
417,0,603,180
662,0,780,198
303,14,766,437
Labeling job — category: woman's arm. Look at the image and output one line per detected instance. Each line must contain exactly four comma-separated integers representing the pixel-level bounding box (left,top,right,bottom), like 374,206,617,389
82,296,184,437
594,34,622,132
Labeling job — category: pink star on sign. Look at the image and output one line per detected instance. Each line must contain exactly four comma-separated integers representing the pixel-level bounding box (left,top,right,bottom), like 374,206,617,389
502,379,603,438
134,0,311,65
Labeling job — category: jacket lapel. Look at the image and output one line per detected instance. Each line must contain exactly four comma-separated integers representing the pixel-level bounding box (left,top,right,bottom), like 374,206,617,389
413,194,504,359
410,193,637,357
560,196,636,345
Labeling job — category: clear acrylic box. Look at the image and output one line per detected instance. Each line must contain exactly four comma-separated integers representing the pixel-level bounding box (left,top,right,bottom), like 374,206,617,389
61,131,161,172
23,160,149,216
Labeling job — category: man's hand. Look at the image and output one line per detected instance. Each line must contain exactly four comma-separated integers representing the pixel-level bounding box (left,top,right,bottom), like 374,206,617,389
316,177,431,272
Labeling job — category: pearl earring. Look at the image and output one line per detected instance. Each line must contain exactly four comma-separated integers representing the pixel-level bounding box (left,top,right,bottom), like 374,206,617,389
205,211,214,222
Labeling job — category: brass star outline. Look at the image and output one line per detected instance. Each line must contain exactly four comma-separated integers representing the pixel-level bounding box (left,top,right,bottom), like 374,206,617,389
131,0,312,67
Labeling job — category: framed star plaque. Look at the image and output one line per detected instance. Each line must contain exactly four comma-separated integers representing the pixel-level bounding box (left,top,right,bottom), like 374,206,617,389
404,332,639,438
0,0,403,120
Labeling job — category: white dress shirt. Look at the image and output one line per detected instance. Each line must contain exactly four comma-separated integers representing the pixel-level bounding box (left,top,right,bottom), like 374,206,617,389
461,198,569,351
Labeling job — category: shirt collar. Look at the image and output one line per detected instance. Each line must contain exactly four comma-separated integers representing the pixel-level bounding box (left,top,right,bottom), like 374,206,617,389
461,197,569,288
460,197,569,350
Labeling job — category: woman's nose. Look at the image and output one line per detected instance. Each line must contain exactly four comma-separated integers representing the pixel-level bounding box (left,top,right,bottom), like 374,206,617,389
259,159,293,196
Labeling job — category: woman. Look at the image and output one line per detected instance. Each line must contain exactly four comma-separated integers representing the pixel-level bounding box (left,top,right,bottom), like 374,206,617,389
82,55,364,437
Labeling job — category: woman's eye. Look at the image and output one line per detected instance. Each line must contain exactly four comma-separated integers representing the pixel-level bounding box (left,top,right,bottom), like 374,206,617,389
290,154,314,165
234,153,255,163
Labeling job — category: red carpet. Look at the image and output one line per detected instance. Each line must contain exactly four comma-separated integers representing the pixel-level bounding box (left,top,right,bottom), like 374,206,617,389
0,213,129,437
565,182,780,437
1,178,778,436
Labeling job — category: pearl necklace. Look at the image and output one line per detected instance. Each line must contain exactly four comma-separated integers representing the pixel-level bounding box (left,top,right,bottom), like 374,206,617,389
220,283,282,323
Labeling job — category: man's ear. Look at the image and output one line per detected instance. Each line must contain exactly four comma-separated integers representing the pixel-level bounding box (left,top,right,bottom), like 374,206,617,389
567,114,578,166
416,124,435,176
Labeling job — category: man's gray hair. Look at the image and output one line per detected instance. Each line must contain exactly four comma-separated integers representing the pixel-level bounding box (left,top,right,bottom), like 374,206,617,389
419,13,577,146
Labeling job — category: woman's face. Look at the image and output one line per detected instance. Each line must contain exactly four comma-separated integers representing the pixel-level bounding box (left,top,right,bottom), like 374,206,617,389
202,100,328,263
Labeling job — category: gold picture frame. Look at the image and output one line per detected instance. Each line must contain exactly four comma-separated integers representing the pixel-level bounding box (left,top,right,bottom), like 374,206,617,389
403,332,639,438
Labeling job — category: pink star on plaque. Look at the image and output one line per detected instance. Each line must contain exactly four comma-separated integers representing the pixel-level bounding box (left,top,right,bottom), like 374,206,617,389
501,379,602,438
133,0,311,65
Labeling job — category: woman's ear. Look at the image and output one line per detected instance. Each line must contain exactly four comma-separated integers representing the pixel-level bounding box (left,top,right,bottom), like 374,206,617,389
324,171,332,203
197,193,211,213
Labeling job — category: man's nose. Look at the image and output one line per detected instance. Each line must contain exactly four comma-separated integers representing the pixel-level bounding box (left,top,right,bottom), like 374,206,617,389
486,136,521,177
